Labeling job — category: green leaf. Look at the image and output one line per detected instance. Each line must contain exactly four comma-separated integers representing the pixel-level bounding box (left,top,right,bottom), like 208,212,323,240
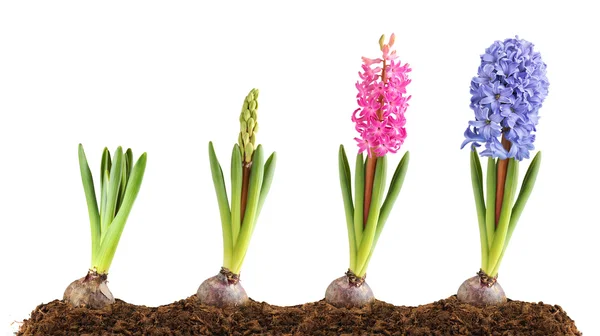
256,151,277,219
230,144,243,248
95,152,147,273
361,151,410,275
208,142,233,269
232,145,264,274
490,152,542,277
78,144,101,267
376,151,409,239
116,149,132,214
100,169,110,238
125,148,133,179
101,147,124,230
356,156,387,277
353,152,365,250
509,151,541,236
470,149,488,272
338,145,356,272
100,148,111,192
487,158,519,276
485,157,496,251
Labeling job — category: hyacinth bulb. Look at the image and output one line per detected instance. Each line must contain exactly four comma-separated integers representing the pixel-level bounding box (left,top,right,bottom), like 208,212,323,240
63,270,115,309
325,271,374,308
196,268,248,307
457,271,507,306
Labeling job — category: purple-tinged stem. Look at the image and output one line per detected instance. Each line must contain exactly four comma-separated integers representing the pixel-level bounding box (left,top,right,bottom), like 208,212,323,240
494,135,512,226
240,162,252,224
362,59,387,227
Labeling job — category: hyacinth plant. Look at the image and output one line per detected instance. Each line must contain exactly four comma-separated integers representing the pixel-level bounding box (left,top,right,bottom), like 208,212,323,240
458,37,549,305
64,144,147,309
325,34,411,308
198,88,276,307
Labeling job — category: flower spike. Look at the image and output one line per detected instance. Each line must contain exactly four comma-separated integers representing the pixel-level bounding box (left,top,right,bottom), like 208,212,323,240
353,34,411,158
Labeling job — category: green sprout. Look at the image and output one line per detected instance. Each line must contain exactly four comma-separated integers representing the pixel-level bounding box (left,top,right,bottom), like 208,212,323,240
208,89,276,275
64,144,147,308
79,144,148,274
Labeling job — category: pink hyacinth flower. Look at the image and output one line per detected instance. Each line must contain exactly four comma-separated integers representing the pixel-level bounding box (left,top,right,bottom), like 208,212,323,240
352,33,412,157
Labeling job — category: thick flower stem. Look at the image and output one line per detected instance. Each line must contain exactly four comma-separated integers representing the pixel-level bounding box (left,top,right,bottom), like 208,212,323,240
363,57,387,227
363,156,377,226
240,163,252,224
494,135,512,226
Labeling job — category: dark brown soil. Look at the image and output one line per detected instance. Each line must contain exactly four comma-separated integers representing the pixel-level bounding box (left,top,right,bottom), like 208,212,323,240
18,295,581,335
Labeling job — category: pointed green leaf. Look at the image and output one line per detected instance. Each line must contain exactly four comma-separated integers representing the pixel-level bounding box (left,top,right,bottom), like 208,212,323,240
78,144,101,267
100,148,111,192
208,142,233,269
232,145,264,274
230,144,243,247
376,151,409,238
356,156,387,277
353,152,365,250
362,151,409,275
509,151,541,235
485,157,496,250
125,148,133,180
101,147,123,230
338,145,356,271
256,151,277,219
116,150,131,214
470,149,488,272
490,152,542,277
100,169,110,237
95,153,147,273
488,158,519,276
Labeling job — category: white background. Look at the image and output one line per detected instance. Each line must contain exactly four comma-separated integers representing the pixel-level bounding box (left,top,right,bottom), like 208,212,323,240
1,1,598,334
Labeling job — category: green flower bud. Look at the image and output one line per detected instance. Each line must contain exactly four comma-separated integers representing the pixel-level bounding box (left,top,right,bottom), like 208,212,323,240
247,118,255,132
238,88,260,163
244,142,254,162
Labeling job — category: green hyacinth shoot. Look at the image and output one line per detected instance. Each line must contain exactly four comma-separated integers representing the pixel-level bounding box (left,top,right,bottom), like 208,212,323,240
208,88,276,275
78,144,147,274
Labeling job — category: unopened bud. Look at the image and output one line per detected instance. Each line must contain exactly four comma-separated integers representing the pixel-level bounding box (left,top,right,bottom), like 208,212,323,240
247,118,255,132
389,33,396,47
238,88,260,163
244,142,254,162
379,34,385,51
